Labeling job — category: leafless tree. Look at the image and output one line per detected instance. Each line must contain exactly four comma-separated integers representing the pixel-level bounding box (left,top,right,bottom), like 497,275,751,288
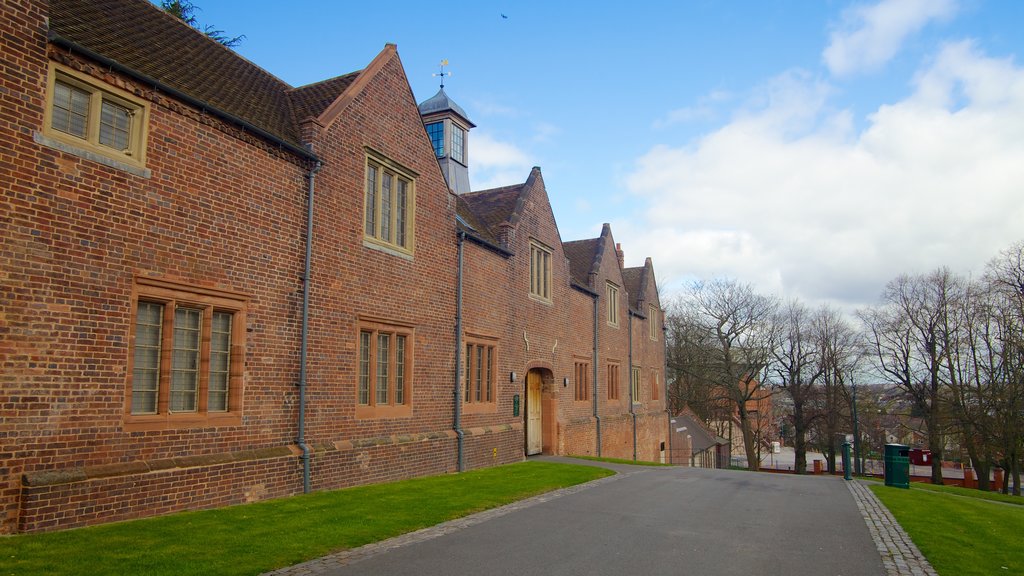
773,300,823,474
671,279,779,471
859,269,965,485
982,242,1024,494
814,306,863,474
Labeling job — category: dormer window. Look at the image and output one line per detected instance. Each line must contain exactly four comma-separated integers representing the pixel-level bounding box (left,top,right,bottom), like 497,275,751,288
426,122,444,158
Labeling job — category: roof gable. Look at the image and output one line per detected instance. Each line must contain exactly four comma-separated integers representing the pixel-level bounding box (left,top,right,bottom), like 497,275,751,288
623,257,659,312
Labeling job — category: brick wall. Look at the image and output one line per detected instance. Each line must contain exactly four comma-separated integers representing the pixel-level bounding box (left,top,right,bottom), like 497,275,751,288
1,1,667,533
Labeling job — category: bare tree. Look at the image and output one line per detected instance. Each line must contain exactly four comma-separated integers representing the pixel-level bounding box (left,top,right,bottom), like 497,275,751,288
983,241,1024,494
816,306,863,474
773,299,823,474
674,279,779,471
945,279,1004,491
860,269,964,485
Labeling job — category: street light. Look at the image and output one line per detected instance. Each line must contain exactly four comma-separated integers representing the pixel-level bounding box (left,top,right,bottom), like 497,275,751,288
852,383,862,476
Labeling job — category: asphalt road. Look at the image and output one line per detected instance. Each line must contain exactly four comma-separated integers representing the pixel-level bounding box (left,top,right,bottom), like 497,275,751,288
317,459,884,576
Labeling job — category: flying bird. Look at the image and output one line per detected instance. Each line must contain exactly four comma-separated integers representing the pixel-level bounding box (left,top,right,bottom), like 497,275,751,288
501,13,508,19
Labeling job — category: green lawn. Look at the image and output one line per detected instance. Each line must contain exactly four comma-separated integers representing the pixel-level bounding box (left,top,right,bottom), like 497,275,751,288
1,461,612,576
870,483,1024,575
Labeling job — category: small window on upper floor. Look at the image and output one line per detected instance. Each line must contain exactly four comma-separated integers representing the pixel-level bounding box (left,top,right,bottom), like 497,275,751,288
42,64,149,173
425,122,444,158
649,304,659,340
606,282,619,327
364,151,416,256
451,124,466,164
529,240,552,303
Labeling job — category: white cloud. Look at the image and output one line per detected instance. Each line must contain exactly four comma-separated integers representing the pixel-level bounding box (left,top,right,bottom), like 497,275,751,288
655,91,734,128
624,42,1024,310
823,0,958,77
468,131,534,190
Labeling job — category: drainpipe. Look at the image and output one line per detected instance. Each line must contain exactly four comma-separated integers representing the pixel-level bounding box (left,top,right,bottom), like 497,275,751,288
592,295,601,457
454,231,466,472
628,309,637,462
664,322,671,464
297,159,322,493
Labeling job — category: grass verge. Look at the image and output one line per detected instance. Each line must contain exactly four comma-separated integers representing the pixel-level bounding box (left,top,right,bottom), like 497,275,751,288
870,483,1024,575
1,461,612,576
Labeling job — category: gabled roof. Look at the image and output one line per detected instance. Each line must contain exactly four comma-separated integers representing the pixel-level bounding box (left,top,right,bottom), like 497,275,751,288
623,257,657,313
455,195,502,247
459,184,523,234
562,238,600,287
457,167,548,244
48,0,364,152
674,410,726,453
563,223,615,289
289,73,360,124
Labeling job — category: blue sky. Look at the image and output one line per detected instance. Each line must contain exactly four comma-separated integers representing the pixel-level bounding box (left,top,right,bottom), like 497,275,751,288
188,0,1024,310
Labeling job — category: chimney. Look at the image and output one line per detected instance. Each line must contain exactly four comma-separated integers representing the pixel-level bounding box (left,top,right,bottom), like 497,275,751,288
615,243,624,268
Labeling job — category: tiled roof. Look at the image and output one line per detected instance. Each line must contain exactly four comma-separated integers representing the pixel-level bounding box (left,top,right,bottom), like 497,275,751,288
622,266,645,311
455,195,501,247
289,73,360,124
459,184,524,237
49,0,358,150
563,238,599,287
674,412,724,452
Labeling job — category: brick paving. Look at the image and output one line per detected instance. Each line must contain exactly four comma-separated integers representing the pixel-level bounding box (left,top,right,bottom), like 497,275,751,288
846,480,939,576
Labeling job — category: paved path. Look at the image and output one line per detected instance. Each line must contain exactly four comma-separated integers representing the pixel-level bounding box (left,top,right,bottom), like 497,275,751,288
265,458,935,576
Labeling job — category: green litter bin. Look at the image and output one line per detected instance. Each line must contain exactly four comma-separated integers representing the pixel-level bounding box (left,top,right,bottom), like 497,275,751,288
884,443,910,489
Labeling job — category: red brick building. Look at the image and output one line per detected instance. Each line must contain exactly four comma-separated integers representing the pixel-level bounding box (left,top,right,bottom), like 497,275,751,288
0,0,666,533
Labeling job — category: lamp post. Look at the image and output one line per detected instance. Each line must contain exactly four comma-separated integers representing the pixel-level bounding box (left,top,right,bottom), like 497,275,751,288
852,383,862,476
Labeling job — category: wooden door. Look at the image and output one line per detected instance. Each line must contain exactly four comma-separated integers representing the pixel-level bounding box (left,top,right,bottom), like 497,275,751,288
526,370,542,455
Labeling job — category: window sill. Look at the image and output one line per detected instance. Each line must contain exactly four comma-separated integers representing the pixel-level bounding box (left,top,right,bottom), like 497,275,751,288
362,238,414,261
123,412,241,431
462,402,497,415
356,404,413,419
35,131,151,178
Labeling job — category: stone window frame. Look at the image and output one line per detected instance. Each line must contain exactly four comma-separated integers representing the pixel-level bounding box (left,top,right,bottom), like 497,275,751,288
529,240,553,303
363,149,417,258
573,358,590,402
40,63,150,175
650,368,660,402
463,334,498,414
606,282,620,327
356,317,414,419
124,277,247,431
631,365,642,404
606,361,621,402
649,304,659,340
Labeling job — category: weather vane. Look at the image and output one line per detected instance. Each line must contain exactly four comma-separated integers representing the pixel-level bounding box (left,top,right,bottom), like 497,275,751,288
433,59,451,89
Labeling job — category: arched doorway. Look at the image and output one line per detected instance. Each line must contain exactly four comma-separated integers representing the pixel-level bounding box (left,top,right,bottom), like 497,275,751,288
525,369,544,455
